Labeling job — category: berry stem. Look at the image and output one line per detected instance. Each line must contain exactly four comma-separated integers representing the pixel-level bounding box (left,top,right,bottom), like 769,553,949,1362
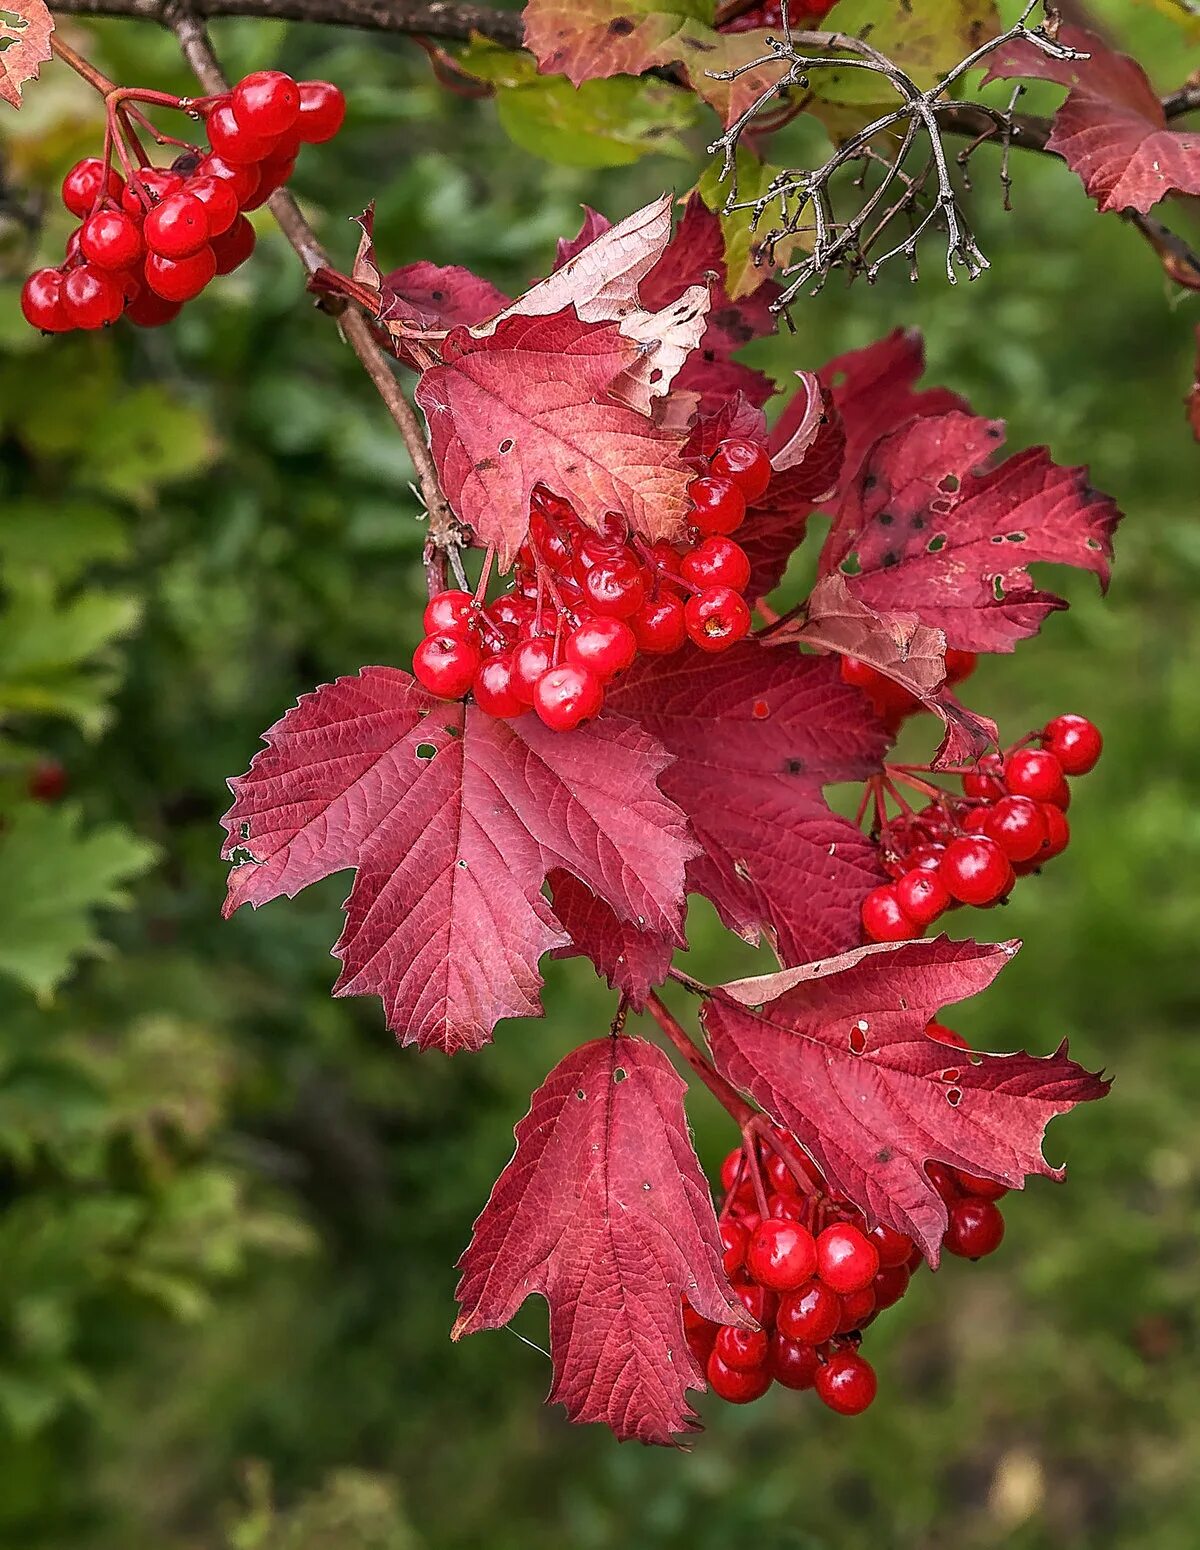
643,992,755,1128
746,1115,821,1198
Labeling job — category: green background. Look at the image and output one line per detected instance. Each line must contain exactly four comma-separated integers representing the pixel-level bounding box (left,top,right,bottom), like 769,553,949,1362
1,2,1198,1546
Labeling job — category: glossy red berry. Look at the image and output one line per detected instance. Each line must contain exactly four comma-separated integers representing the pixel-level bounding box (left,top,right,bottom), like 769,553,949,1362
745,1218,818,1291
866,1223,914,1269
145,246,217,302
533,664,604,731
944,647,978,685
894,868,950,927
27,758,67,802
683,586,751,652
582,555,646,618
61,264,124,329
1042,713,1102,775
731,1279,776,1328
706,1350,771,1404
776,1278,840,1344
714,1323,770,1371
768,1333,820,1391
719,1147,744,1194
719,1220,748,1278
210,215,256,276
195,153,260,207
926,1019,970,1048
815,1222,879,1294
944,1196,1006,1259
207,100,278,164
952,1168,1009,1202
144,191,211,259
1038,802,1070,860
297,80,347,142
21,268,69,332
471,653,524,719
938,835,1014,907
565,617,637,680
125,288,182,328
423,589,476,637
709,437,771,501
413,634,480,699
815,1351,877,1415
120,168,183,219
836,1285,877,1333
680,536,751,593
61,157,124,218
631,595,687,654
232,69,301,138
963,766,1005,802
186,174,240,237
511,638,555,706
80,208,144,271
861,884,920,943
871,1262,911,1311
688,475,747,536
1004,747,1065,803
984,794,1049,864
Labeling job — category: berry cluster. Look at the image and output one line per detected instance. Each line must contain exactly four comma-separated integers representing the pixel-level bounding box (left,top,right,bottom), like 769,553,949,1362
840,647,980,732
412,437,772,731
687,1024,1007,1416
861,714,1103,943
21,72,345,333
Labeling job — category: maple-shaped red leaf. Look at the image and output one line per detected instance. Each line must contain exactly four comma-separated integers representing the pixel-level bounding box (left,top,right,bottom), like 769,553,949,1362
819,411,1121,653
415,310,696,566
453,1034,749,1444
985,24,1200,215
222,667,694,1053
0,0,53,109
550,870,677,1006
609,645,886,966
702,937,1110,1262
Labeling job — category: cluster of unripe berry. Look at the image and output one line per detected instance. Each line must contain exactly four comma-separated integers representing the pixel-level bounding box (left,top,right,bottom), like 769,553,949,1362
412,437,771,732
687,1021,1008,1416
20,71,345,333
861,714,1103,943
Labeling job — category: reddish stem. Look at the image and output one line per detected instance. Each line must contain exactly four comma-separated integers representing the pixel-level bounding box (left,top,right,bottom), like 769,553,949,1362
644,992,754,1128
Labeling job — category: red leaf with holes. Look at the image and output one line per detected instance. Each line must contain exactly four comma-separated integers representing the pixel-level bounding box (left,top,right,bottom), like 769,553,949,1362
0,0,53,109
609,644,887,966
550,871,677,1006
453,1034,749,1443
702,938,1110,1261
378,260,509,334
415,310,696,566
984,24,1200,214
222,667,695,1053
819,411,1121,653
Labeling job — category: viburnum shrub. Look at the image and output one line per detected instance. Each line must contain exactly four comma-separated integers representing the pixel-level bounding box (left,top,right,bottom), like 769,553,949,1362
10,0,1200,1447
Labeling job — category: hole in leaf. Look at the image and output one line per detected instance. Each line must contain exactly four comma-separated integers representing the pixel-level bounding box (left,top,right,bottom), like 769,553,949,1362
642,1180,652,1190
416,743,437,761
457,859,468,869
576,1089,586,1101
613,1068,627,1083
993,575,1006,601
940,1067,961,1083
946,1087,962,1106
498,438,514,454
1006,531,1027,543
240,820,251,841
752,699,770,720
926,533,947,553
1086,537,1102,550
990,534,1005,544
839,552,862,576
938,473,960,493
849,1026,866,1055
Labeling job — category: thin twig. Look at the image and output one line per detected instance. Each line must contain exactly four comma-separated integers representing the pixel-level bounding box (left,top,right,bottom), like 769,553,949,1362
644,992,754,1127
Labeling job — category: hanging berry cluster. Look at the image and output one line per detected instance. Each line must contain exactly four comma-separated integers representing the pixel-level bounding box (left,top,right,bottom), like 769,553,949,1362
412,436,770,731
20,70,345,333
688,1017,1009,1418
858,714,1103,943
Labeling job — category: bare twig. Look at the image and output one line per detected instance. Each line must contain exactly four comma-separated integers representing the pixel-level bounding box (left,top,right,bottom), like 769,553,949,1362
644,992,755,1128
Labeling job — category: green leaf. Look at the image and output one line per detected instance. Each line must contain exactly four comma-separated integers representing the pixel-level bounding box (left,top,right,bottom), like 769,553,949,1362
457,41,700,167
698,148,811,299
0,499,130,585
0,578,140,734
804,0,1002,107
79,386,219,502
0,803,158,999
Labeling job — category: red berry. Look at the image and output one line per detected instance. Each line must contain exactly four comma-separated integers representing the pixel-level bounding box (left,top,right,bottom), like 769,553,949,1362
944,1196,1005,1259
144,191,211,259
871,1262,911,1311
247,149,297,207
582,555,645,618
61,264,124,329
125,288,182,328
836,1285,876,1332
631,595,687,654
984,794,1049,864
815,1222,879,1294
745,1218,818,1291
731,1279,776,1328
533,664,604,731
776,1278,840,1344
706,1350,771,1404
709,437,771,501
232,69,301,138
963,767,1005,801
894,868,950,927
207,100,278,164
952,1168,1009,1202
511,638,555,706
413,634,480,699
719,1147,744,1194
684,1308,718,1366
938,835,1014,907
27,758,67,802
80,208,144,271
296,80,347,143
564,617,636,681
866,1223,914,1269
768,1333,820,1391
925,1160,961,1201
145,246,217,302
764,1190,805,1222
195,153,260,207
925,1019,970,1048
680,536,751,593
944,647,978,685
472,653,524,719
861,884,920,943
1041,713,1102,775
1003,747,1065,803
120,167,183,218
21,268,69,332
61,157,124,218
714,1323,769,1371
815,1351,877,1415
1038,802,1070,860
688,475,746,536
683,586,751,652
186,173,240,237
423,589,476,637
210,215,256,276
719,1220,748,1278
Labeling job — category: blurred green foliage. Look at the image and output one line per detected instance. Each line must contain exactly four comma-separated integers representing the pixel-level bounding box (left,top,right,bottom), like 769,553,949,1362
0,3,1198,1548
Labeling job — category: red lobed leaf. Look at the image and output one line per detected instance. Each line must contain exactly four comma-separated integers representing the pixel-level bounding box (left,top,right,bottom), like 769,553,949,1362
702,937,1110,1261
984,24,1200,215
222,667,695,1053
550,871,677,1007
609,644,887,966
415,310,696,566
818,411,1122,653
0,0,53,109
453,1034,749,1444
378,259,509,334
